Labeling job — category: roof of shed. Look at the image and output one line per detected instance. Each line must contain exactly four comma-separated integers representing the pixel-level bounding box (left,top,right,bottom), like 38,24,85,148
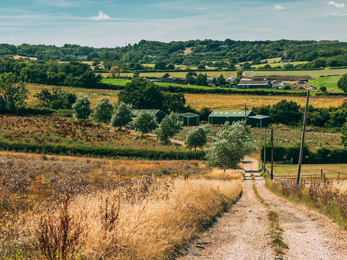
132,109,165,116
209,110,253,117
237,80,270,86
249,115,270,119
179,112,199,118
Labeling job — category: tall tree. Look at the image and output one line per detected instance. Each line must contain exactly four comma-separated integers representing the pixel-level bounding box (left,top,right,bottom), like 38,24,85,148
133,111,158,135
110,102,132,130
0,72,28,112
92,97,115,124
185,124,211,151
206,121,257,172
155,113,182,144
72,94,92,121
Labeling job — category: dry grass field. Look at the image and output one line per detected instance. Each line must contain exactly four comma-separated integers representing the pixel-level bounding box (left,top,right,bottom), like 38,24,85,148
0,152,243,259
25,84,346,112
184,93,347,111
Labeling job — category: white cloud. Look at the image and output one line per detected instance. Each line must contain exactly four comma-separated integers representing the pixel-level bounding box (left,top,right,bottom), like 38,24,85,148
275,5,284,10
328,1,345,8
326,12,347,15
92,11,110,21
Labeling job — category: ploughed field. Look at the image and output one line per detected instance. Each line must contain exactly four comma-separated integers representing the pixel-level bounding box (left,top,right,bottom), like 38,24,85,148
0,115,185,151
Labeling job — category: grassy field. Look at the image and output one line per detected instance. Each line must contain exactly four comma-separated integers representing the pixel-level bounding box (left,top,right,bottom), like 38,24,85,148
0,115,186,151
308,76,343,92
266,163,347,180
245,69,347,78
251,61,309,69
175,125,343,152
25,84,347,111
99,71,237,79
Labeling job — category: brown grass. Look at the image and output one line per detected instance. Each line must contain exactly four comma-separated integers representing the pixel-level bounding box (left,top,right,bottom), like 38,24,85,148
1,177,242,259
205,169,244,181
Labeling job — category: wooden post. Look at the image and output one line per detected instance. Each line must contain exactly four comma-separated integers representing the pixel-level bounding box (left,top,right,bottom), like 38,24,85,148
297,91,310,185
271,128,274,181
264,127,267,172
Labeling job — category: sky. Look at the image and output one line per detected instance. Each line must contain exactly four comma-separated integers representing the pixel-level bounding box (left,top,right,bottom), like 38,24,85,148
1,0,347,48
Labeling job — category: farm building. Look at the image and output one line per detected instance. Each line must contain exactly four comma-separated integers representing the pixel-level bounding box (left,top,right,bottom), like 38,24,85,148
236,80,272,89
179,113,200,126
132,109,167,123
208,110,270,127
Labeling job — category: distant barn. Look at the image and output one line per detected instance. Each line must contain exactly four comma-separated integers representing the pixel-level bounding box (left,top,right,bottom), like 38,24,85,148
179,113,200,126
236,80,272,89
132,109,167,123
208,110,270,127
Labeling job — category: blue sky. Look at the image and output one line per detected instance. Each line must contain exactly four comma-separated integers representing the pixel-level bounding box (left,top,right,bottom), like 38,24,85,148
1,0,347,47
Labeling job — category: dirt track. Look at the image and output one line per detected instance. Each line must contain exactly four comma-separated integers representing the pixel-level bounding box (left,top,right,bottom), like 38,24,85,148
179,157,347,260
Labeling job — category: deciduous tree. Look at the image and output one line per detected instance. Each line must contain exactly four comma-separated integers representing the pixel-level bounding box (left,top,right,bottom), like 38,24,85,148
92,97,115,124
72,94,92,121
133,111,158,135
155,113,182,144
206,121,257,172
110,102,132,130
185,124,211,151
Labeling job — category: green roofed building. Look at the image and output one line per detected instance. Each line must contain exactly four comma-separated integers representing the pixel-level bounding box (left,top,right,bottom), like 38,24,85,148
179,112,200,126
208,110,270,127
132,109,167,123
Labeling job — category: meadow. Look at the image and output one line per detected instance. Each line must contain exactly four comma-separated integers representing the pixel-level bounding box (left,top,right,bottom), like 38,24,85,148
0,152,243,259
245,68,347,78
308,76,343,93
250,61,309,69
0,115,186,151
265,163,347,180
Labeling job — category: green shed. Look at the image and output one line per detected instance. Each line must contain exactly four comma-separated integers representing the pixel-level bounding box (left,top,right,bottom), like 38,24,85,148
208,110,255,125
179,112,200,126
248,115,271,128
132,109,167,124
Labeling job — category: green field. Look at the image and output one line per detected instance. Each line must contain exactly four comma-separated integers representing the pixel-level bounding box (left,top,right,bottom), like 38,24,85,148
251,61,309,69
265,163,347,180
245,69,347,79
99,71,237,79
308,76,343,92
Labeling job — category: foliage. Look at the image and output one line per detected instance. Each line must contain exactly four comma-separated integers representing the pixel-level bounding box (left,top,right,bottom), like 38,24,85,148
92,97,115,124
0,72,28,112
155,113,183,144
217,74,226,86
185,124,211,151
338,73,347,92
110,102,132,130
342,122,347,148
72,94,93,121
269,100,302,126
34,87,77,109
133,111,158,135
196,73,208,86
199,107,213,121
117,78,188,113
206,121,257,171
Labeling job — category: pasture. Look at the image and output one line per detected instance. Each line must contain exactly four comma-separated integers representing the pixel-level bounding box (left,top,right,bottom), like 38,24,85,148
245,68,347,78
0,115,186,151
251,61,309,69
266,163,347,180
308,76,343,92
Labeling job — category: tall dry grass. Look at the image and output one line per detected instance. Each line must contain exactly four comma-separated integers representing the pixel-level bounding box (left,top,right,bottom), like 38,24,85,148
1,176,242,259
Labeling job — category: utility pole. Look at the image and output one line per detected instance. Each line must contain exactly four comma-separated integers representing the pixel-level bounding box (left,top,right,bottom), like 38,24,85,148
264,127,267,173
271,128,274,180
245,103,246,117
297,91,310,184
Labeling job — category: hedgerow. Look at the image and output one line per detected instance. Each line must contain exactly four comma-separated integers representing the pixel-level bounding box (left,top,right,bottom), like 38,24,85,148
0,141,206,160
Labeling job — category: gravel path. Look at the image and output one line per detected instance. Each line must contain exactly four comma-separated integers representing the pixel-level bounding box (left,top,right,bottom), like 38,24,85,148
252,157,347,260
179,160,275,260
179,157,347,260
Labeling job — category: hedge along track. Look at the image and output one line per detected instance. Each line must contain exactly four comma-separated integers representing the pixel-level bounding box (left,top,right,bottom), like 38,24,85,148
252,172,288,259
